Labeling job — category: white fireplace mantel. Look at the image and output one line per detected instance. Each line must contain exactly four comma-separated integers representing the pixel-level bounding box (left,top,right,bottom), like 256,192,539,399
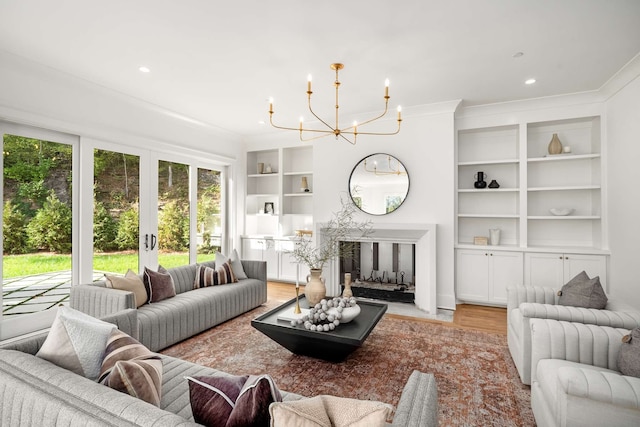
317,223,437,314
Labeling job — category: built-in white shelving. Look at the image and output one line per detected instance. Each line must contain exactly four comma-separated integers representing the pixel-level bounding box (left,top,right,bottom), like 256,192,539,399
455,115,608,306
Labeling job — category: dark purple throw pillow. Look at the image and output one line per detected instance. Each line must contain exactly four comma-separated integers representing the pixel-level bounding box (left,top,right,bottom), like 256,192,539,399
187,374,282,427
143,265,176,303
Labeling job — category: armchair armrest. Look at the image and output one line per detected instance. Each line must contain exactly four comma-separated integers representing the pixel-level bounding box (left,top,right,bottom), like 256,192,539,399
241,260,267,283
391,371,438,427
558,366,640,410
522,303,640,329
530,318,628,382
70,284,135,318
507,286,556,313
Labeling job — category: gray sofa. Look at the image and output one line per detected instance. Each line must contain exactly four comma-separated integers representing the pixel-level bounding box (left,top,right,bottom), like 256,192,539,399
70,260,267,351
0,309,439,426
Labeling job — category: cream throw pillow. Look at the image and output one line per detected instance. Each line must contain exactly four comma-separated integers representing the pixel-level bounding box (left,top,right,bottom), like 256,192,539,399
36,305,116,380
215,249,248,280
269,395,392,427
105,269,147,307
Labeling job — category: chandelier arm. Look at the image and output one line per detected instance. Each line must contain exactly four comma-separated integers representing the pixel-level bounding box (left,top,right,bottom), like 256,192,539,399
299,132,334,142
352,120,401,136
270,115,336,134
307,102,336,133
338,133,356,145
349,101,390,129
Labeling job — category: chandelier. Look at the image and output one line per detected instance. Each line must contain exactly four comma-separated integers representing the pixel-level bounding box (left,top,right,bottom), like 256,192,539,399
268,63,402,145
364,155,407,176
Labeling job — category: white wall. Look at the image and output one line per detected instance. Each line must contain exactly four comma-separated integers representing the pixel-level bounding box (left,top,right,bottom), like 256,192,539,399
605,73,640,308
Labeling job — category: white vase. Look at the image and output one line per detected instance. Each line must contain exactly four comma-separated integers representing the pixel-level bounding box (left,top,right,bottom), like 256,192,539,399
489,228,501,246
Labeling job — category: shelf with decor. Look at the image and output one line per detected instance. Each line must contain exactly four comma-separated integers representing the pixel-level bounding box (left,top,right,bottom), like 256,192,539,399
456,115,607,306
245,145,313,237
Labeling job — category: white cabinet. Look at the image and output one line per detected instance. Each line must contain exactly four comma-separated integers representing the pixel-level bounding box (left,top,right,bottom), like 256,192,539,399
456,249,523,305
524,252,607,289
241,238,278,279
242,237,303,282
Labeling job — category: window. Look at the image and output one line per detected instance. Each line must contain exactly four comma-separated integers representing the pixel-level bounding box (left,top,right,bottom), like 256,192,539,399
1,123,78,340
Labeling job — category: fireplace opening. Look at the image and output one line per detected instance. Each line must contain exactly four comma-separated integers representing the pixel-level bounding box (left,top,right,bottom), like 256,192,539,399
339,241,415,303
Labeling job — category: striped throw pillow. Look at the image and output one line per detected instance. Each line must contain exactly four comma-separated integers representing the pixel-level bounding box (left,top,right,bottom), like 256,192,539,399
98,329,163,406
194,261,238,289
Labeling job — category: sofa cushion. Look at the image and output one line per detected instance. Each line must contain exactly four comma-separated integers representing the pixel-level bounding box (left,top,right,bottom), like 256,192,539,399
186,374,281,427
99,329,163,406
618,328,640,377
269,395,392,427
144,265,177,303
558,271,608,309
216,249,248,280
105,269,148,307
36,305,115,380
194,262,237,289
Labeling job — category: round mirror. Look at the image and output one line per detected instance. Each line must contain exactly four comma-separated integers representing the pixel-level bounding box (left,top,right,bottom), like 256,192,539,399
349,153,409,215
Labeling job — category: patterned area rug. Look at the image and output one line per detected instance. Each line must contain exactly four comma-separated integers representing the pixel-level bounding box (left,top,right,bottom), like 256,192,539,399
162,301,534,426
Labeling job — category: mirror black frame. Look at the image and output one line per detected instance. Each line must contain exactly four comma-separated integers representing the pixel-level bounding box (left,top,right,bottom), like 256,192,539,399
348,153,410,216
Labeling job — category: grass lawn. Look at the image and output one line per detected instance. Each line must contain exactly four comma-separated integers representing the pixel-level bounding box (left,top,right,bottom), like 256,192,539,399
3,252,215,278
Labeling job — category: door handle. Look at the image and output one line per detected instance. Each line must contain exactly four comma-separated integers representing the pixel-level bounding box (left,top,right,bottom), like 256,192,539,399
145,234,149,251
151,234,157,250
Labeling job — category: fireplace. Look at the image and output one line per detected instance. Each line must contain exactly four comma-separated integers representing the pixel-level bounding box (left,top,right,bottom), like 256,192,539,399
339,241,416,303
318,223,437,314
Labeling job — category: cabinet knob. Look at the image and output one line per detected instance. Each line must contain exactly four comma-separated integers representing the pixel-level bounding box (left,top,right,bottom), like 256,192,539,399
565,256,569,260
490,253,493,256
559,256,563,259
485,253,488,256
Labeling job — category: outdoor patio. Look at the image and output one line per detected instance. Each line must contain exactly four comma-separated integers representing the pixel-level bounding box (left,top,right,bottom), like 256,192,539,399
2,271,105,316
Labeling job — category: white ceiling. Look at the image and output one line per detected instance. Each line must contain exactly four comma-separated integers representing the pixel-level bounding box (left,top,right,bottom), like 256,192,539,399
1,0,639,138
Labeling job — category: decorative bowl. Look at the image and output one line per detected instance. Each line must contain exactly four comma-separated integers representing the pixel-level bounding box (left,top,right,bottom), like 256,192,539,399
549,208,574,216
327,304,361,323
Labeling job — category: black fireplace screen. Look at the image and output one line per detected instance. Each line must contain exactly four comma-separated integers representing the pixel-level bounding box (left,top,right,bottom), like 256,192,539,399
339,241,415,303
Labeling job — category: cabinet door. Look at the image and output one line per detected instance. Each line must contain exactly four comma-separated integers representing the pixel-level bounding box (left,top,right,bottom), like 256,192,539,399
563,254,607,289
278,240,300,283
241,238,264,261
524,253,564,288
488,251,523,304
456,249,490,302
263,239,279,279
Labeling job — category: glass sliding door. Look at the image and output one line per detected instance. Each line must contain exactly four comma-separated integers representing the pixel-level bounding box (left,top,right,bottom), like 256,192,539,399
1,124,78,340
93,149,140,276
197,167,222,263
157,160,190,268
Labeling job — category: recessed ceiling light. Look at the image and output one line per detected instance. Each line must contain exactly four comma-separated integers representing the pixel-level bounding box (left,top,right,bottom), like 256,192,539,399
525,78,536,85
139,66,151,73
512,52,524,58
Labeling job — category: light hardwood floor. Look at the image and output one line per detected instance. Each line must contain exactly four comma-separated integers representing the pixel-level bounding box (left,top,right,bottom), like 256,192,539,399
267,281,507,335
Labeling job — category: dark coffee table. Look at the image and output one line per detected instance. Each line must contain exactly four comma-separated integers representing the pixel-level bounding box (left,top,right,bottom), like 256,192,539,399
251,295,387,362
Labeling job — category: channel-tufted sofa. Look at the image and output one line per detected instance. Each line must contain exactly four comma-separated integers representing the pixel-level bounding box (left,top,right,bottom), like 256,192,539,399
529,318,640,427
0,309,439,426
507,285,640,385
70,260,267,351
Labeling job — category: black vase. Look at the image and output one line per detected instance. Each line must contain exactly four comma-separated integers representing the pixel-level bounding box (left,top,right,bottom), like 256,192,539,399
474,171,487,189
